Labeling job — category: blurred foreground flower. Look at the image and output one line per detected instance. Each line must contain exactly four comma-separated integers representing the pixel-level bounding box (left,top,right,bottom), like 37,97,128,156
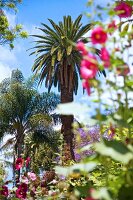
115,2,132,18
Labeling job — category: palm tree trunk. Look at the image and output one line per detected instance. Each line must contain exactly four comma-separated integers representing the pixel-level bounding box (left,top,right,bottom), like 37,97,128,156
60,84,75,162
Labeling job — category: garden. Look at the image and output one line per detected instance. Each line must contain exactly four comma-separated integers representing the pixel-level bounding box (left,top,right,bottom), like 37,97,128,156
0,0,133,199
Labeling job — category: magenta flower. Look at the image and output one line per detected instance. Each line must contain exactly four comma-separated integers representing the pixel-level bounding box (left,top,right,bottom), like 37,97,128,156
91,27,107,44
0,185,9,197
81,54,98,78
80,67,95,79
15,158,24,170
81,54,98,69
16,183,27,199
100,47,110,68
76,41,88,55
115,2,132,18
27,172,37,181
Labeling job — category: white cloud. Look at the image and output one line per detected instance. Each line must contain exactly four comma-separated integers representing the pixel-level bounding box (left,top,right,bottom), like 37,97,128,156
0,45,18,82
4,10,16,28
24,24,42,35
0,46,17,64
0,62,11,82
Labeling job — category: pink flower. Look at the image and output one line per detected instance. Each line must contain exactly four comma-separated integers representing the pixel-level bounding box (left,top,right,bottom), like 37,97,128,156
80,67,95,79
0,185,9,197
81,54,98,76
82,80,91,96
100,47,110,68
16,183,27,199
81,54,98,68
15,158,24,170
22,176,29,184
26,157,31,167
115,2,132,18
91,27,107,44
27,172,37,181
76,41,88,55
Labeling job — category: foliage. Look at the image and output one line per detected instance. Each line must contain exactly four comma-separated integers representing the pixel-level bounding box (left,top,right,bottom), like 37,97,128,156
0,0,28,48
0,69,60,168
30,15,92,94
24,130,61,173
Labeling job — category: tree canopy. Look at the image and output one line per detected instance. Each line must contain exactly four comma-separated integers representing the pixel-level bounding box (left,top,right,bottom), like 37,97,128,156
0,0,28,48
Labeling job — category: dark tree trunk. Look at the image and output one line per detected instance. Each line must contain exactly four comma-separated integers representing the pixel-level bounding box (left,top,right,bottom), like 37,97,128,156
60,84,75,162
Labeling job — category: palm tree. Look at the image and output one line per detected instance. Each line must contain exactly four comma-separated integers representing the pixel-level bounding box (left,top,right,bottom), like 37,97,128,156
30,15,92,160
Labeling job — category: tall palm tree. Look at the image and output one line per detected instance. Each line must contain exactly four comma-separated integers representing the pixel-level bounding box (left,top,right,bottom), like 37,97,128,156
30,15,92,160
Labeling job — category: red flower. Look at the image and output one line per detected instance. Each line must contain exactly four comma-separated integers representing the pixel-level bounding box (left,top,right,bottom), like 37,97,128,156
76,41,88,55
15,158,24,170
0,185,9,197
91,27,107,44
16,183,28,199
115,2,132,18
26,157,31,167
100,47,110,68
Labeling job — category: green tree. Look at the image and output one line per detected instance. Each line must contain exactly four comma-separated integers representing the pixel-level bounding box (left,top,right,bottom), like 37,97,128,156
24,129,61,173
0,0,28,48
30,15,92,160
0,69,60,177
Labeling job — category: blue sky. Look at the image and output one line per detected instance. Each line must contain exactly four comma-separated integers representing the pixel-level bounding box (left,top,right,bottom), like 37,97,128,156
0,0,110,100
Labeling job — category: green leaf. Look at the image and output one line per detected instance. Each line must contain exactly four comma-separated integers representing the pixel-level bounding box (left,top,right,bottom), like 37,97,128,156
118,185,133,200
55,162,97,176
55,102,98,126
122,23,129,32
57,49,63,61
66,45,72,55
50,46,58,55
55,102,89,116
94,140,133,164
51,55,56,66
80,144,92,152
75,183,92,197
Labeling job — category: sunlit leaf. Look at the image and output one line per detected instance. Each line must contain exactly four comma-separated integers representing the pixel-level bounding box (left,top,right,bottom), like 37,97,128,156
55,162,97,176
94,140,133,164
92,188,112,200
